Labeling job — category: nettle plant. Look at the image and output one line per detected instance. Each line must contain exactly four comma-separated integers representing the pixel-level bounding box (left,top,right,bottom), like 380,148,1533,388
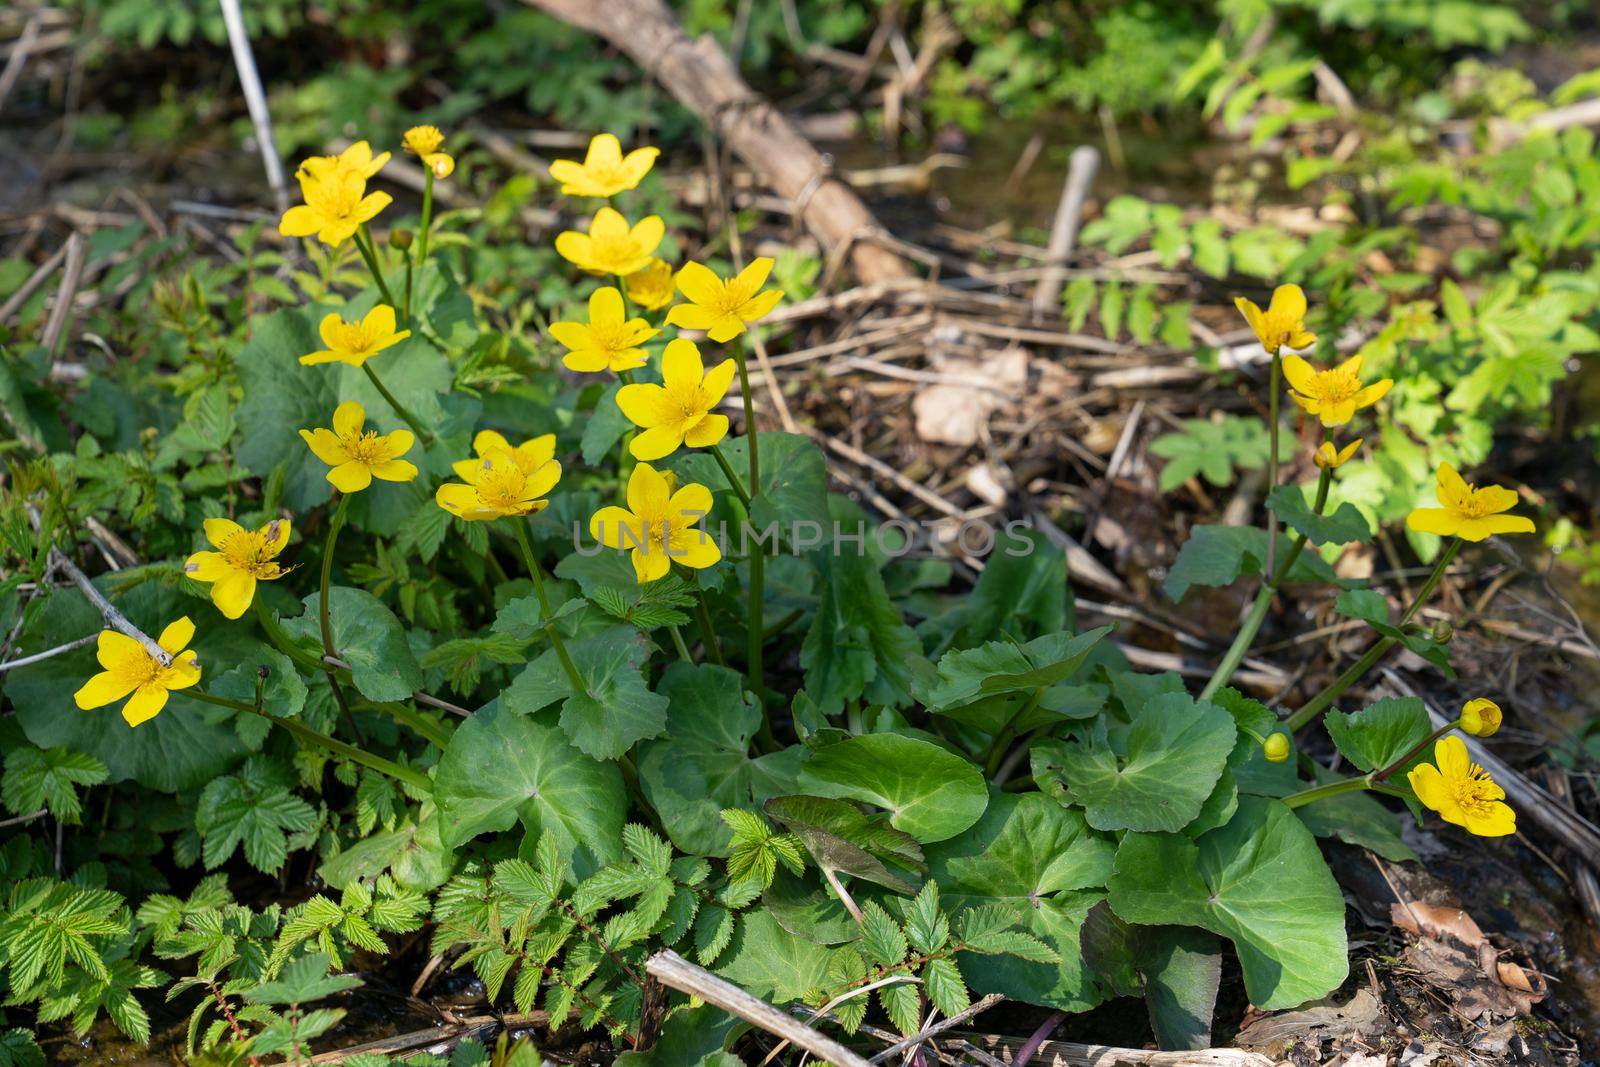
0,129,1533,1060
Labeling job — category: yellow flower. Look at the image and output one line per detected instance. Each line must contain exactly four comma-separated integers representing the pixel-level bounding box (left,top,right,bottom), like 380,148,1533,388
301,305,411,367
184,518,291,619
589,463,721,583
1406,463,1534,542
1282,354,1393,428
666,258,784,343
299,401,419,494
1407,735,1515,837
297,141,390,182
1234,284,1315,355
402,124,454,179
1460,698,1502,738
279,170,392,248
73,618,202,727
624,259,675,311
1263,733,1291,763
1314,438,1362,469
548,133,660,198
466,429,559,476
436,443,562,522
549,287,657,373
555,207,664,276
616,339,734,461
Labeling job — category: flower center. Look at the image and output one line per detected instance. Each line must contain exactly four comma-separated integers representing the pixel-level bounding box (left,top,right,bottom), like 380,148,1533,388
342,430,389,466
1311,367,1361,404
476,467,528,511
1450,761,1500,815
337,323,376,354
219,529,278,576
591,234,636,265
593,323,638,354
1455,486,1497,519
116,651,164,687
310,180,363,220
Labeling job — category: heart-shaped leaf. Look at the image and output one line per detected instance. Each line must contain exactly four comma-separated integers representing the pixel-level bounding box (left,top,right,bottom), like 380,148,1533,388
502,626,668,760
1107,797,1348,1010
280,588,422,703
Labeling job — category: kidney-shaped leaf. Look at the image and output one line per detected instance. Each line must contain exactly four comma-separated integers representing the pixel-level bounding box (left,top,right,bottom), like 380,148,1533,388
1041,692,1235,832
280,588,422,703
797,733,987,842
1106,796,1348,1010
502,626,668,761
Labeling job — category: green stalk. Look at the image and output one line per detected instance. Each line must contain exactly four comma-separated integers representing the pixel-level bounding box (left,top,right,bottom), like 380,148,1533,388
732,335,766,698
253,598,322,673
360,362,432,445
693,588,725,667
1285,537,1462,731
983,688,1047,778
1265,352,1282,573
1199,467,1331,702
418,172,435,266
316,495,364,743
402,247,414,324
186,689,430,791
668,625,694,663
511,519,586,694
708,443,752,508
1281,775,1369,810
353,226,397,309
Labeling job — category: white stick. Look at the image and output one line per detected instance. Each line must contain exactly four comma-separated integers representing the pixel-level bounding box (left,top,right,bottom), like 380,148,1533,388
217,0,289,213
1032,145,1100,319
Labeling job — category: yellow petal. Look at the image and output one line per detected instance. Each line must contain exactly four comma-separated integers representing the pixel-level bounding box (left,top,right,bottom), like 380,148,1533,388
74,670,139,710
319,312,348,351
669,528,721,570
675,262,725,306
616,383,676,428
94,630,143,671
1406,507,1461,537
333,401,367,438
661,338,704,387
211,572,256,620
261,518,291,555
158,617,195,654
1280,354,1317,394
121,684,169,727
185,550,230,583
515,435,558,471
300,428,349,466
1407,762,1447,812
1464,802,1516,837
587,133,623,169
683,413,729,448
629,215,664,255
1474,484,1520,514
1267,283,1307,325
632,546,671,583
554,232,593,268
736,288,784,324
589,286,626,326
473,430,512,457
371,459,419,483
627,463,671,517
590,505,644,549
665,304,719,333
629,425,684,462
1436,463,1469,504
365,303,398,338
328,462,374,493
203,517,244,548
435,482,481,518
669,483,714,520
279,205,323,238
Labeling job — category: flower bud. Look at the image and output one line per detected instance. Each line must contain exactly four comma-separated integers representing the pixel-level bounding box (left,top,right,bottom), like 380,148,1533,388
1263,732,1291,763
1314,437,1362,470
389,228,414,250
1460,698,1501,738
1431,620,1453,644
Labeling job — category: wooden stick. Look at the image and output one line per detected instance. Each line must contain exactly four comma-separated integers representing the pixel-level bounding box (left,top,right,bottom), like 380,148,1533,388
0,239,70,323
40,232,86,361
867,992,1005,1063
1032,145,1100,319
48,543,172,667
952,1033,1275,1066
218,0,289,213
522,0,913,285
645,949,873,1067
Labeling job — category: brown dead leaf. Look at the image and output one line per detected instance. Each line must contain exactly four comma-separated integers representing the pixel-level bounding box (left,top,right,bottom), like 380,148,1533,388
1234,988,1386,1053
1403,938,1539,1019
1389,901,1486,949
911,347,1026,446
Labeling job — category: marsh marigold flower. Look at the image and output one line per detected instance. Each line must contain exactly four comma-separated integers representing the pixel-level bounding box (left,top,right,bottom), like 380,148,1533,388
555,207,664,276
465,430,559,476
436,440,562,522
549,133,659,198
625,259,675,311
616,339,734,461
298,141,390,182
1460,698,1502,738
403,125,454,179
1407,735,1515,837
667,258,783,343
185,518,291,619
299,401,419,493
1282,354,1393,428
74,618,202,727
1406,463,1533,542
1234,284,1315,355
1314,438,1362,470
589,463,721,583
301,305,410,367
550,287,657,373
279,170,392,248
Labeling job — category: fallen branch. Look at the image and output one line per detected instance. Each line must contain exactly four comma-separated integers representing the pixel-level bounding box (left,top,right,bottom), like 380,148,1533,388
47,543,172,667
645,949,873,1067
867,992,1005,1063
522,0,914,285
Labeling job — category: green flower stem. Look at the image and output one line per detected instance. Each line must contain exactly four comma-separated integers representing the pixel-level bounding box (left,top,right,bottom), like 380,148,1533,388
1199,467,1332,702
1265,352,1282,573
317,494,364,744
731,335,767,699
360,362,432,446
708,443,752,508
418,171,435,266
353,226,397,309
402,248,414,323
615,370,638,503
1281,775,1369,810
1285,537,1463,731
511,518,586,695
252,598,323,673
186,688,431,791
692,588,725,667
668,625,694,663
1372,720,1459,783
